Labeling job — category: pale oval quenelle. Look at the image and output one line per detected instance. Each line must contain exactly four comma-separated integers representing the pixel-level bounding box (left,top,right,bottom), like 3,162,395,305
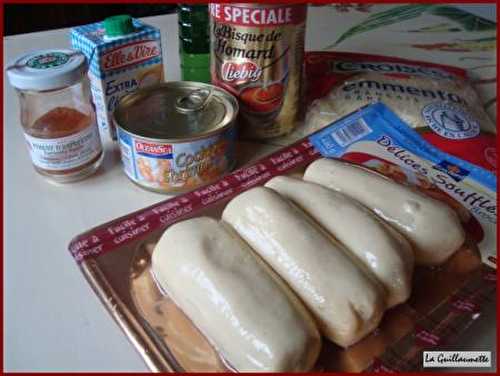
152,217,321,372
265,175,414,308
304,158,465,265
222,187,386,348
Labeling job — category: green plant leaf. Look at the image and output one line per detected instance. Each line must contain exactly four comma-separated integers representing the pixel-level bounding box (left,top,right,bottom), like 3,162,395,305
406,22,462,33
429,6,496,31
330,4,434,48
460,36,496,43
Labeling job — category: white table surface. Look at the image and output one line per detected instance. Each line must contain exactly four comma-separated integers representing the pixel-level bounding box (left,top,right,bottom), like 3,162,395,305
4,8,496,372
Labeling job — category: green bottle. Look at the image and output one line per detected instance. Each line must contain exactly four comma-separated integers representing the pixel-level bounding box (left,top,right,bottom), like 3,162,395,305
178,4,210,83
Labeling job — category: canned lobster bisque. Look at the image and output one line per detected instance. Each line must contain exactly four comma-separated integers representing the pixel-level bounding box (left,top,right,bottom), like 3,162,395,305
209,3,307,139
114,82,238,193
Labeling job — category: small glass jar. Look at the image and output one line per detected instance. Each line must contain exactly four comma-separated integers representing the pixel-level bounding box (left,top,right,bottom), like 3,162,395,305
7,49,103,183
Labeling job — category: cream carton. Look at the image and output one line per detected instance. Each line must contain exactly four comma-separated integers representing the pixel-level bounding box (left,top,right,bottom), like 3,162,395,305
71,16,164,141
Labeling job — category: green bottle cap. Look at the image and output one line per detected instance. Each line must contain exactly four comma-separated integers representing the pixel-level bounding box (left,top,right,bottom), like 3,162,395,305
104,15,134,37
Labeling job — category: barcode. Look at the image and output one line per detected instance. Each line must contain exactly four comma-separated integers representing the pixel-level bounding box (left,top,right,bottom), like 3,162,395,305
331,118,372,147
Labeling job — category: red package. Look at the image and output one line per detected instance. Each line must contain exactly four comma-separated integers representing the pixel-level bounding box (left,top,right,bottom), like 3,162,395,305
303,51,497,172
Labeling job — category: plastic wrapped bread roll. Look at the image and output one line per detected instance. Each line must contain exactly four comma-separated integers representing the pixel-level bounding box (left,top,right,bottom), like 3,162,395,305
265,176,414,308
304,158,465,265
222,187,385,348
152,217,321,372
303,72,496,138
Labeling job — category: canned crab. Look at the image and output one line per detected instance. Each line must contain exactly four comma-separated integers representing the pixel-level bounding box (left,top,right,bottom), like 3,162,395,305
114,82,238,193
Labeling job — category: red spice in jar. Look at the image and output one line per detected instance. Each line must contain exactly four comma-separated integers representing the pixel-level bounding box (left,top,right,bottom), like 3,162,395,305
7,49,104,183
28,107,103,176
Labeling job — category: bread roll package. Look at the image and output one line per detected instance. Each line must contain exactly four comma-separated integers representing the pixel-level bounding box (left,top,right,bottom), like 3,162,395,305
69,101,496,372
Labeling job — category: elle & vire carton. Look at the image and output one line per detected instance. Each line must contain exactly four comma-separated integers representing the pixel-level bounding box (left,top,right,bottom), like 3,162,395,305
71,15,164,142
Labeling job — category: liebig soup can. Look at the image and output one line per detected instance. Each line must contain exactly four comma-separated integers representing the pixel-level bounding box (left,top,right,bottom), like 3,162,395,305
114,82,238,193
209,3,307,139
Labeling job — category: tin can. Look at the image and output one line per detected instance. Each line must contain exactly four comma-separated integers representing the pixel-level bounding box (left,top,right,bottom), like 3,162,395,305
114,82,238,193
209,3,307,139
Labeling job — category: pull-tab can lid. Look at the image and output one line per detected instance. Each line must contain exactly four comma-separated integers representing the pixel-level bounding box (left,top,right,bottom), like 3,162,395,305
114,81,239,141
6,49,87,91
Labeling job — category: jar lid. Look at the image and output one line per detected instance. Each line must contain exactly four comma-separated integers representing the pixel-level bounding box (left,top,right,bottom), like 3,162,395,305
6,49,87,91
104,15,134,37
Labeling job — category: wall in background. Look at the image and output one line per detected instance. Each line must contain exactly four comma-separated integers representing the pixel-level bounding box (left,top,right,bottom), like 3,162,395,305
4,4,177,35
4,3,495,36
